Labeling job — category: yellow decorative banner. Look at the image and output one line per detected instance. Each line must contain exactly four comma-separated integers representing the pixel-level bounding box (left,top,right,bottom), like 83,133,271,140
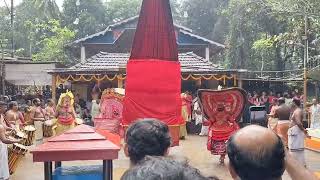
56,74,237,86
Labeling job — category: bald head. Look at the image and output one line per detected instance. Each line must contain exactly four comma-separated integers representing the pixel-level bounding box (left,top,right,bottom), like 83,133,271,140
227,125,285,180
233,125,279,153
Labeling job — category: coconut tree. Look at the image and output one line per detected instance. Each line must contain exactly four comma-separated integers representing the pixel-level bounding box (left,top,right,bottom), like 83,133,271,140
32,0,60,19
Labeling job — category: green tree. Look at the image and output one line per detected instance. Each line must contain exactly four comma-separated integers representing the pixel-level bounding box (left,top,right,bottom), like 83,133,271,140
181,0,229,43
104,0,141,24
0,7,11,52
62,0,106,38
32,0,60,19
32,20,75,63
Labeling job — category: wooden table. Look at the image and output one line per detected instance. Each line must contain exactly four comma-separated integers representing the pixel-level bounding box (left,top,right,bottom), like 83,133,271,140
31,125,120,180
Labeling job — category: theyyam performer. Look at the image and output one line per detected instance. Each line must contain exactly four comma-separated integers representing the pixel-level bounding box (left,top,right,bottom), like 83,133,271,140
54,90,77,135
198,88,246,164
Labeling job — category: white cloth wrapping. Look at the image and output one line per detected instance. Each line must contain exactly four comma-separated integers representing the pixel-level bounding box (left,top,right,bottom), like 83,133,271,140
34,121,44,145
193,100,208,136
288,125,305,151
91,100,100,119
0,141,9,180
199,125,209,136
193,101,202,125
288,125,306,166
310,104,320,129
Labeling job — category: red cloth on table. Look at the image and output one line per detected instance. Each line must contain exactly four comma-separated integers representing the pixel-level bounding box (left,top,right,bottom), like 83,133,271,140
122,60,182,125
96,129,121,148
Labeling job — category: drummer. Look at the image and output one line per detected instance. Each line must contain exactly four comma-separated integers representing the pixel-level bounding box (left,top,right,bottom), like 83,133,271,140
45,99,56,119
0,101,20,180
5,101,23,129
30,98,47,145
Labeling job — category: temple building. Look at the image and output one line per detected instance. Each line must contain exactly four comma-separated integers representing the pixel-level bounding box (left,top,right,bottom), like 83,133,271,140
48,16,241,100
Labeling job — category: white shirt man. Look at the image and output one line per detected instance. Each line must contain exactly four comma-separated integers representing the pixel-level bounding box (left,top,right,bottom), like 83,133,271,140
193,98,208,136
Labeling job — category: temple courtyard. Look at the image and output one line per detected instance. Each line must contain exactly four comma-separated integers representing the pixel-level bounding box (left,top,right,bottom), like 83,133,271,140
11,135,320,180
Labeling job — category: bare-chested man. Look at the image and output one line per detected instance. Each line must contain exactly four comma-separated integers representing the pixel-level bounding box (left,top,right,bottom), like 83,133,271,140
30,98,47,145
0,101,19,180
274,98,291,121
273,97,291,146
5,101,22,130
45,99,56,119
288,98,309,167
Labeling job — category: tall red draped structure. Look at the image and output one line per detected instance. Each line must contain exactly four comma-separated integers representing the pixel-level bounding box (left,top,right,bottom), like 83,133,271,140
122,0,182,127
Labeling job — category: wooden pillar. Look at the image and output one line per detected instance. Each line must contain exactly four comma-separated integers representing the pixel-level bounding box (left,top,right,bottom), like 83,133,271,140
315,81,319,101
52,74,57,103
118,74,124,88
196,79,202,88
238,78,243,88
81,45,86,63
205,47,210,61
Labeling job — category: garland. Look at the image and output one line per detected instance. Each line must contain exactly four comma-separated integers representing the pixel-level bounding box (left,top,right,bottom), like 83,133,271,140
56,74,237,86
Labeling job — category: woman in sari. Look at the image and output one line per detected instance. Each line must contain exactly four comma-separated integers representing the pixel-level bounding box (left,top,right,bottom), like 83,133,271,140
55,91,77,135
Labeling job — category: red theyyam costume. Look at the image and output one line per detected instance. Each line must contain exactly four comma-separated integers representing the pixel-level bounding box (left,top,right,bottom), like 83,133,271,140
122,0,183,146
198,88,247,163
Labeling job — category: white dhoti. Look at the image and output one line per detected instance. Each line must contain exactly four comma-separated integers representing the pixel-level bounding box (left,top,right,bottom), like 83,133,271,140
199,125,209,136
288,125,306,166
34,121,44,145
0,142,9,180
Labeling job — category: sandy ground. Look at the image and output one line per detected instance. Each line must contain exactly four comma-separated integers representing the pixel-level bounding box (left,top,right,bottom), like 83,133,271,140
10,135,320,180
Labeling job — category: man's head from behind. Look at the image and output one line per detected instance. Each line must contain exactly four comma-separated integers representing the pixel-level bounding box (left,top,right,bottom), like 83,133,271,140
278,97,285,105
227,125,285,180
121,156,217,180
125,119,171,165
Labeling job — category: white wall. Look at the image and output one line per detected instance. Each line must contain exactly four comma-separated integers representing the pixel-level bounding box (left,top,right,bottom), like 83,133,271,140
5,63,55,86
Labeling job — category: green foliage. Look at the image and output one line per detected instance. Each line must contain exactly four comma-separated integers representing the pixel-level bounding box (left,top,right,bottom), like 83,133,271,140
62,0,106,38
32,0,60,19
32,20,75,63
0,7,11,51
104,0,141,23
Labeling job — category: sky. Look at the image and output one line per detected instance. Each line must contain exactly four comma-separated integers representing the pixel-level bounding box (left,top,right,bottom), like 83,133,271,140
0,0,64,9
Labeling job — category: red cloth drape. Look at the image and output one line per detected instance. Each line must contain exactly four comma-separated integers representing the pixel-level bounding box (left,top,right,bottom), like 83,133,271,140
122,60,182,125
123,0,182,126
130,0,178,61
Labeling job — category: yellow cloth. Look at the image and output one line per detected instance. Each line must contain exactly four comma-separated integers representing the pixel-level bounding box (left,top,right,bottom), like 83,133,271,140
52,118,75,136
55,121,75,136
268,117,278,131
179,123,187,138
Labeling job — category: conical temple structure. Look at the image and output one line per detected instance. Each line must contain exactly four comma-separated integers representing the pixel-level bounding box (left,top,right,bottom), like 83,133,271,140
123,0,182,146
130,0,178,61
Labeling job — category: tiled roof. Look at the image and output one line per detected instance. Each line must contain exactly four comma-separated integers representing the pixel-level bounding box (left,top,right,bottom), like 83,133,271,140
69,16,220,47
48,52,232,74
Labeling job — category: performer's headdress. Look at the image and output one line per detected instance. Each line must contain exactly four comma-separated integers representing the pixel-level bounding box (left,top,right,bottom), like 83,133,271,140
58,90,74,106
198,88,247,122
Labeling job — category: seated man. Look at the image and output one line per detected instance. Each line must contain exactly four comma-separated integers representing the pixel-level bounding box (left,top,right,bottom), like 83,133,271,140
121,156,217,180
227,125,318,180
124,119,171,165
